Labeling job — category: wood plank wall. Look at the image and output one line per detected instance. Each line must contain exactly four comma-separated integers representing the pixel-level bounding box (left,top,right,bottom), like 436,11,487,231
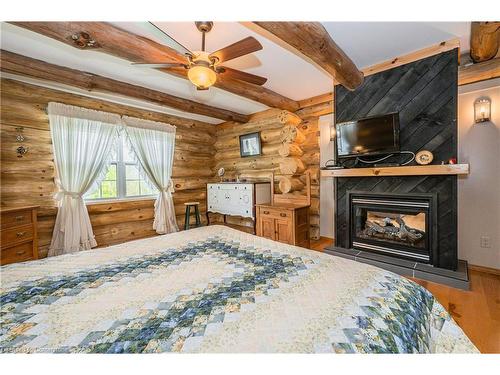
212,108,321,239
0,78,215,258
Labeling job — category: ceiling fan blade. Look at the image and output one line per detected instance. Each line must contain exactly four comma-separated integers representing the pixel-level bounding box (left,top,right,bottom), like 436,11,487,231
217,66,267,85
139,22,194,57
132,63,187,68
209,36,263,63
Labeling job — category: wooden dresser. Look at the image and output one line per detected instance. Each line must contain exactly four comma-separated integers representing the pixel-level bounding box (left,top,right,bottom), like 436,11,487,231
255,172,311,248
256,203,310,248
1,206,39,265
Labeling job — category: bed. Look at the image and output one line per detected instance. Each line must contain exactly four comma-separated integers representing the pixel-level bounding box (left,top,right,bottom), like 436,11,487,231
0,225,478,353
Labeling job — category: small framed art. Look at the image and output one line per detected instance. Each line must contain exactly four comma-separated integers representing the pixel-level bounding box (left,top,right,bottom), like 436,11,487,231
239,132,262,157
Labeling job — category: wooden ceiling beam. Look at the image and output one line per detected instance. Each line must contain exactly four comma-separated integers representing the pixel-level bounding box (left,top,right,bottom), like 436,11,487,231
470,22,500,63
254,22,363,90
10,21,187,64
9,21,299,112
296,92,334,119
297,92,333,108
0,50,250,123
459,57,500,85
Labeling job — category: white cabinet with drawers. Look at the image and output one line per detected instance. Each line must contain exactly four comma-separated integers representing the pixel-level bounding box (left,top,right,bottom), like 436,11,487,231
207,182,271,219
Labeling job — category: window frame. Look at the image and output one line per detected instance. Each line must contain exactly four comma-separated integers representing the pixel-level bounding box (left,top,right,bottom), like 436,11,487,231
84,135,158,204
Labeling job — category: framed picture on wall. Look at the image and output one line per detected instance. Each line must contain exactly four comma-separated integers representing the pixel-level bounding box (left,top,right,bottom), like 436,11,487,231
239,132,262,157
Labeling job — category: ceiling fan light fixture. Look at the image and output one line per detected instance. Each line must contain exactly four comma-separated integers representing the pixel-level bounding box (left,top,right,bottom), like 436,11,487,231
188,64,217,89
187,52,217,89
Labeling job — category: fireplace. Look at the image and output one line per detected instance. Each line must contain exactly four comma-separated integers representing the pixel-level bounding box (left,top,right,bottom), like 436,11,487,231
347,191,437,264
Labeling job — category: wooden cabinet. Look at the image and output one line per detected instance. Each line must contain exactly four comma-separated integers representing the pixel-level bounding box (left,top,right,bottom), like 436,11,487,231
1,206,39,265
256,204,310,248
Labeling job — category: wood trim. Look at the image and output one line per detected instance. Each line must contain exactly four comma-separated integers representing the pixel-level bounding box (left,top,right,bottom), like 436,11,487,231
0,205,41,213
0,50,249,123
9,22,299,112
254,22,363,90
321,164,470,178
361,38,461,77
296,92,334,119
468,264,500,276
296,100,334,118
298,92,333,108
458,58,500,86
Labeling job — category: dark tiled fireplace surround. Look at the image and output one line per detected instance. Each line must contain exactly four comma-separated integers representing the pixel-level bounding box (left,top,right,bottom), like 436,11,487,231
325,188,469,290
327,49,469,289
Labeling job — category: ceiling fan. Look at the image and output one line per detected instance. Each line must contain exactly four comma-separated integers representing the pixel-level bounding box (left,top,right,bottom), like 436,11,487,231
133,22,267,90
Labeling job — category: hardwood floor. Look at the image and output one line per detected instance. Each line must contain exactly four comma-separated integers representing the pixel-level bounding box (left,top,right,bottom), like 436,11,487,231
309,237,500,353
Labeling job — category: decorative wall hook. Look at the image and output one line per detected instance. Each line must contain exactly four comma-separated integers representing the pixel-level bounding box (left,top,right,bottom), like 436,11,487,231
15,127,28,157
15,127,25,142
16,145,29,158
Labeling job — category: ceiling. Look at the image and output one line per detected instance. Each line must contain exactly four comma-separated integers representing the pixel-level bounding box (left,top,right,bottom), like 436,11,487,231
321,22,471,69
0,22,471,123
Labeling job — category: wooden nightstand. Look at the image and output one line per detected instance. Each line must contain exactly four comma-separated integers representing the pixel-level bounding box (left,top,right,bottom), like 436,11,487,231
256,203,310,248
255,172,311,248
1,206,39,265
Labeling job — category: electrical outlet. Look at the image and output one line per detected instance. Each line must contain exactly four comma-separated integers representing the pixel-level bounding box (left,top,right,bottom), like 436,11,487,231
480,236,491,248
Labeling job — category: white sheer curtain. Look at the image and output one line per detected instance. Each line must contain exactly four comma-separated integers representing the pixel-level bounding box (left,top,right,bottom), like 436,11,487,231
48,102,121,256
122,116,178,234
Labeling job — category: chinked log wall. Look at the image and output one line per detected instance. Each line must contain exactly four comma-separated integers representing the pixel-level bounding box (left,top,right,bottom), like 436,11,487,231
0,78,215,258
213,108,321,239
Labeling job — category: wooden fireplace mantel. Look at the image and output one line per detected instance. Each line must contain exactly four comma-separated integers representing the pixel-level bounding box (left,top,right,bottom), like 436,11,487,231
321,164,469,178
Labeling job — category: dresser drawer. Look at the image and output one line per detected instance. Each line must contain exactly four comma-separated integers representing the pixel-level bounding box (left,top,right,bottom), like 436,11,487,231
1,242,34,265
1,224,34,248
1,209,33,230
259,207,291,219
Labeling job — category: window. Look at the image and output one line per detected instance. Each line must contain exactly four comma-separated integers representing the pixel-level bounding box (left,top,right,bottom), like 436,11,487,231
85,135,157,201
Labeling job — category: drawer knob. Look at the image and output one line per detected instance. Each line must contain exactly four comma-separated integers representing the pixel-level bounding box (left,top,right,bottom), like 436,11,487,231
263,211,270,214
280,213,287,217
16,250,27,256
16,231,26,237
15,215,24,221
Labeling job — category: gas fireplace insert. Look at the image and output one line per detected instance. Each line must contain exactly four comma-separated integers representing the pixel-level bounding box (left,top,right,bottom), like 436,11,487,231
347,191,438,264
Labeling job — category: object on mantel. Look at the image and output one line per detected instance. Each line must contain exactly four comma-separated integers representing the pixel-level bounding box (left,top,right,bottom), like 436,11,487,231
415,150,433,165
321,164,470,178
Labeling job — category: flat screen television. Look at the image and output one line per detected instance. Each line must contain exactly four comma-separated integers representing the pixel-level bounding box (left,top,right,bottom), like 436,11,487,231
336,112,400,158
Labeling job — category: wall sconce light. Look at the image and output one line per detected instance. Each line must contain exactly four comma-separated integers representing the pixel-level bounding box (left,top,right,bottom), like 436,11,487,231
474,98,491,123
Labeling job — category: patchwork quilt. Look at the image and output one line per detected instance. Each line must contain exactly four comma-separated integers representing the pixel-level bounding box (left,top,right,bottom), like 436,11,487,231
0,225,477,353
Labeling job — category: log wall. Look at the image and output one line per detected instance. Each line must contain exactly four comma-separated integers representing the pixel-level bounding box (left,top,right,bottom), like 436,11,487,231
213,108,321,239
0,78,215,258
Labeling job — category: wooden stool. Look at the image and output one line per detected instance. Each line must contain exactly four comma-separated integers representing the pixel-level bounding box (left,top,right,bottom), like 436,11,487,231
184,202,201,230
